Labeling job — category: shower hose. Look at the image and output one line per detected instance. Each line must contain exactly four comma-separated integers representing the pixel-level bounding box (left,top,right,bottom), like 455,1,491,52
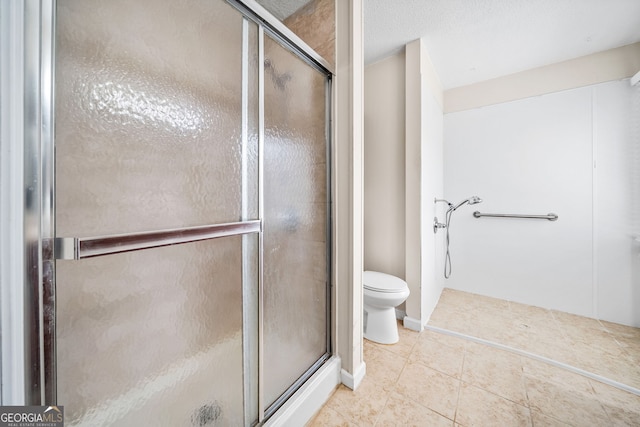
444,207,454,279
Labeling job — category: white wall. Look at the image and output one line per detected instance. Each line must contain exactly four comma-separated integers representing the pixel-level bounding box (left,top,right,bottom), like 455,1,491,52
405,39,444,330
419,52,445,324
444,79,639,326
594,81,640,326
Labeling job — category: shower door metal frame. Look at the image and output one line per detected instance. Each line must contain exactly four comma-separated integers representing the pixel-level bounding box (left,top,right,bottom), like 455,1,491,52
4,0,58,405
10,0,334,422
230,0,334,420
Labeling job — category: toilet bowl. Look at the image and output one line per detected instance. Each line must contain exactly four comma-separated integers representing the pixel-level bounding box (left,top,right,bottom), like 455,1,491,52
363,271,410,344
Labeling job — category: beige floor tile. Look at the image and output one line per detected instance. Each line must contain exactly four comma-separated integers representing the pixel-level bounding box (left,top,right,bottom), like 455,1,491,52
312,289,640,427
325,378,389,426
520,333,575,365
438,288,480,308
375,391,454,427
418,329,468,352
551,310,608,335
455,382,532,427
378,321,419,358
521,358,593,395
462,343,527,405
510,325,570,354
590,380,640,426
469,293,511,312
600,320,640,340
524,375,610,426
363,344,407,391
570,350,640,389
409,337,465,378
306,405,358,427
474,319,530,350
507,304,565,343
615,335,640,355
508,301,552,320
529,410,571,426
428,308,479,337
394,361,460,420
564,330,624,358
363,338,381,358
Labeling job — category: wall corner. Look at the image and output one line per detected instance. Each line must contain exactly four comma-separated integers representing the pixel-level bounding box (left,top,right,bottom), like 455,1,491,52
333,0,365,383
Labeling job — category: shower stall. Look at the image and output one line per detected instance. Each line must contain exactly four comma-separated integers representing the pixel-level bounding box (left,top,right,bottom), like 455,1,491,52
4,0,333,424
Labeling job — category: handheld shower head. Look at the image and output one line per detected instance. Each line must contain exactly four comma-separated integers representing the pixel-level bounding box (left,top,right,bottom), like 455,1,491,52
449,196,483,212
441,195,483,279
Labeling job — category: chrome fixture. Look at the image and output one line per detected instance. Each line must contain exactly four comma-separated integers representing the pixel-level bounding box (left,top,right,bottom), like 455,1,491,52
434,196,483,278
473,211,558,221
433,198,450,233
450,196,482,212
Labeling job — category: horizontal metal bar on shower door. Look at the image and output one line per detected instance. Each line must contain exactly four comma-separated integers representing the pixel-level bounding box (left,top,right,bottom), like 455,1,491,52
473,211,558,221
54,220,262,260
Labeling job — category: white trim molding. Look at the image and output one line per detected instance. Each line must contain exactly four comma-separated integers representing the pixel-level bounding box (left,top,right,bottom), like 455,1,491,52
403,315,423,333
340,361,366,391
265,357,342,427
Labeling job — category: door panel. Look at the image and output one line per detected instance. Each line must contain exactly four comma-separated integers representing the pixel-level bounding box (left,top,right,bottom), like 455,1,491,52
55,0,258,424
262,34,330,409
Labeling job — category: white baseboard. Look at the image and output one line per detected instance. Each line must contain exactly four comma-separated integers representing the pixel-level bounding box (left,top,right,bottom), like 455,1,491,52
340,360,366,391
403,315,424,332
265,357,341,427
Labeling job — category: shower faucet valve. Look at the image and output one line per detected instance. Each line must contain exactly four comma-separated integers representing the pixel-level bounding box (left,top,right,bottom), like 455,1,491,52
433,217,446,233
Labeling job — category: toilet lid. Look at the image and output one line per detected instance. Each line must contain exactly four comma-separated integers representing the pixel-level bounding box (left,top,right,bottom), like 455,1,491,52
363,271,408,293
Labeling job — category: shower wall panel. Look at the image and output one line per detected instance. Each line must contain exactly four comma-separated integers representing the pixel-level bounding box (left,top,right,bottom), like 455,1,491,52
444,88,593,315
444,79,638,326
284,0,336,68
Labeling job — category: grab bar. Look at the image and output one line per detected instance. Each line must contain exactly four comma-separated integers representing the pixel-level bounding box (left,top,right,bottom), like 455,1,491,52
473,211,558,221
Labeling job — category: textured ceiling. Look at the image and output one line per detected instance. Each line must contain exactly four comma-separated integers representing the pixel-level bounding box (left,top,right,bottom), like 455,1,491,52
365,0,640,89
256,0,640,89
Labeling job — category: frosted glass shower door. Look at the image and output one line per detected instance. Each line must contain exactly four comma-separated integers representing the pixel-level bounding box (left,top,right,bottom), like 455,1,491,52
263,35,330,411
55,0,259,425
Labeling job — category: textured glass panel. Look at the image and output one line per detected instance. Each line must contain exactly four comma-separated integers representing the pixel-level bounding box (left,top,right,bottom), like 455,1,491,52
57,236,253,425
55,0,260,425
263,35,329,407
55,0,248,236
244,19,260,222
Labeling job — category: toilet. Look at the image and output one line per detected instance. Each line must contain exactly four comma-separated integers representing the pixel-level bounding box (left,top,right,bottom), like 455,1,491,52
363,271,410,344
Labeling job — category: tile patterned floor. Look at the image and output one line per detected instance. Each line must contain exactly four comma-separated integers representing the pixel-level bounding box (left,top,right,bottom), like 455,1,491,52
430,289,640,390
307,289,640,426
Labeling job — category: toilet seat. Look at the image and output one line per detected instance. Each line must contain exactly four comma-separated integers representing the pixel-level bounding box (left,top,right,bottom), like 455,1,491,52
363,271,408,293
